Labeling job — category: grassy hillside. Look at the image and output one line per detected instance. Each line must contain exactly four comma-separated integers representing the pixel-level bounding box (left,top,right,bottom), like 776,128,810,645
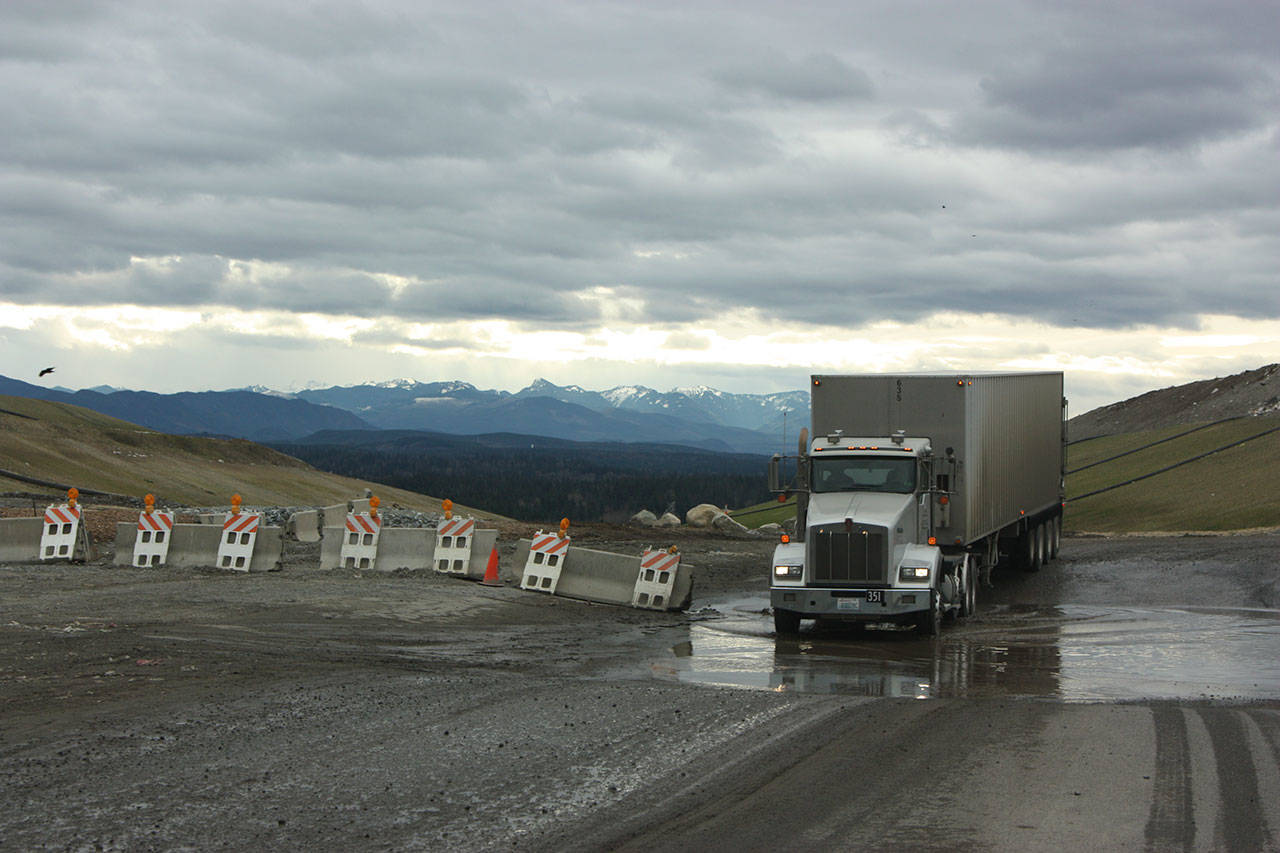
729,499,796,529
0,395,486,515
730,415,1280,534
1064,415,1280,532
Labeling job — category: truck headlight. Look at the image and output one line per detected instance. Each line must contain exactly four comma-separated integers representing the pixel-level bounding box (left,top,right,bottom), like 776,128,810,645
898,565,930,582
774,564,802,579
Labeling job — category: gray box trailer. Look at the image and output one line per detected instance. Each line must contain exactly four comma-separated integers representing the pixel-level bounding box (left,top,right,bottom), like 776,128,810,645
810,372,1066,547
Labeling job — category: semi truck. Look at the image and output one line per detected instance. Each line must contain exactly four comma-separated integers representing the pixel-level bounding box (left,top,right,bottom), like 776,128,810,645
768,372,1066,635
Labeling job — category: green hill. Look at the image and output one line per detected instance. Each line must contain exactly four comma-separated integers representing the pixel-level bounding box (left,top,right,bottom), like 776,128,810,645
0,395,485,515
1065,415,1280,532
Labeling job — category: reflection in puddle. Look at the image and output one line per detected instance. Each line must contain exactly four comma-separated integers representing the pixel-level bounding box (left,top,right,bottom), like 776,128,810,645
659,599,1280,701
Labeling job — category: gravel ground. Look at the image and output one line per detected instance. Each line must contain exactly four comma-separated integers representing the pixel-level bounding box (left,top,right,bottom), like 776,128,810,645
3,503,1278,851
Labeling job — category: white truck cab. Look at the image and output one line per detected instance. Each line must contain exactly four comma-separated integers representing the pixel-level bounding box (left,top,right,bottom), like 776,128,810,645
771,434,957,635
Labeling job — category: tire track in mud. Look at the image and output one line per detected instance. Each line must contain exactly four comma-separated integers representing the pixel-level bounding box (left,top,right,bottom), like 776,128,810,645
1146,703,1195,851
1147,706,1280,852
1199,707,1271,852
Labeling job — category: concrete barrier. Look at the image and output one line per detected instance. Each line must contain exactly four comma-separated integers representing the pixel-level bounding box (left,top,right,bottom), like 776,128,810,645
288,509,321,542
0,515,96,563
512,539,693,611
113,522,284,571
0,517,45,563
319,500,372,533
319,525,497,574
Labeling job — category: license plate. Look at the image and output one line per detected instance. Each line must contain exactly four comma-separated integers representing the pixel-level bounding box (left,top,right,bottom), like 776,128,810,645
836,598,861,611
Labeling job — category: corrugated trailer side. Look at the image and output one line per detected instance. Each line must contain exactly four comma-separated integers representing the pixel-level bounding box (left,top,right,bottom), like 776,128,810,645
809,372,1064,547
963,374,1064,544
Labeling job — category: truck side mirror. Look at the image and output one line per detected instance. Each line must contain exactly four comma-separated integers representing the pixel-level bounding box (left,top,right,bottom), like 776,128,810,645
768,454,782,492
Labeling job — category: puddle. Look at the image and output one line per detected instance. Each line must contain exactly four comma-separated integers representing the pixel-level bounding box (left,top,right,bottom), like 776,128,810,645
655,597,1280,701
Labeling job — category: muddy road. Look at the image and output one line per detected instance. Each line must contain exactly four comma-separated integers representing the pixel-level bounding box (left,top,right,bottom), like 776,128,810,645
2,528,1279,851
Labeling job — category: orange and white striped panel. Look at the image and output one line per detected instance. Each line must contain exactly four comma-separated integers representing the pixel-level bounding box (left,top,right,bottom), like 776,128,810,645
435,516,476,575
217,511,261,572
341,512,382,570
40,504,82,561
133,510,175,567
632,547,682,610
520,531,570,593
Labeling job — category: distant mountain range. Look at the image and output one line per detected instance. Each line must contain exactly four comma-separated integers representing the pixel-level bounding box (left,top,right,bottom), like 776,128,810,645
0,375,806,453
7,364,1280,457
0,375,370,441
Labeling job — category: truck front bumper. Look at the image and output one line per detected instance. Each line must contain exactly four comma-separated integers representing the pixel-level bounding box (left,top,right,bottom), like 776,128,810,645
770,586,931,620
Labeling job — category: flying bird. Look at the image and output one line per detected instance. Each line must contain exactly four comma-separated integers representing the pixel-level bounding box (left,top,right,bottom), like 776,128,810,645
38,367,55,377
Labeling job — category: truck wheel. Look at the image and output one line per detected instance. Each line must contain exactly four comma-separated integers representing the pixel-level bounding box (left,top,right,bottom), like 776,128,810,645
1017,529,1037,572
774,608,801,635
962,560,977,617
1049,516,1061,560
916,591,941,636
1023,526,1042,573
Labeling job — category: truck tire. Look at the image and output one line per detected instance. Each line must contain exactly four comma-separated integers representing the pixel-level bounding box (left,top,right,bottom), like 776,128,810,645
1038,522,1050,567
962,559,977,617
916,591,941,636
1018,528,1040,573
1049,516,1061,559
774,608,801,635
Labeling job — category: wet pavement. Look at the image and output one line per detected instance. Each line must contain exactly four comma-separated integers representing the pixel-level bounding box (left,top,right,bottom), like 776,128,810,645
657,597,1280,701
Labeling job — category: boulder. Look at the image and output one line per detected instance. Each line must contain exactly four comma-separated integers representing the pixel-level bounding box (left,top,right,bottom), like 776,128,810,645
712,513,754,537
758,522,783,537
655,512,682,528
685,503,725,528
629,509,658,527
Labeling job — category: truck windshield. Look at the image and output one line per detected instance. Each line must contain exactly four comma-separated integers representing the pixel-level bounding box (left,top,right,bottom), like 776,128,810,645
811,456,916,494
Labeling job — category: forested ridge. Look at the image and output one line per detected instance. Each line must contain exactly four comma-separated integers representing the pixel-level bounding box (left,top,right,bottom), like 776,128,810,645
273,432,770,523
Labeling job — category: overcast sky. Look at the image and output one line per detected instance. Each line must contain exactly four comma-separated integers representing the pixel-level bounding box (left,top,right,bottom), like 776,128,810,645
2,0,1277,414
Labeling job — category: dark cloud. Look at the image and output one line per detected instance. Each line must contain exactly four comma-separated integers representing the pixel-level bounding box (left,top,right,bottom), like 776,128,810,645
961,49,1273,151
0,0,1276,340
712,52,874,102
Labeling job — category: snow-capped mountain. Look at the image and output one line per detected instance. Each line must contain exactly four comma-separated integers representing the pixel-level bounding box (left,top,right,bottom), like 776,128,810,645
292,377,808,452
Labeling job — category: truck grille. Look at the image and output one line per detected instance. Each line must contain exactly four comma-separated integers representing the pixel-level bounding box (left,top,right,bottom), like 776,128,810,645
809,523,888,585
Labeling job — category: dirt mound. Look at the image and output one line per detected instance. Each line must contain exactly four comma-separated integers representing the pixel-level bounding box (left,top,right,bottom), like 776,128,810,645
1069,363,1280,441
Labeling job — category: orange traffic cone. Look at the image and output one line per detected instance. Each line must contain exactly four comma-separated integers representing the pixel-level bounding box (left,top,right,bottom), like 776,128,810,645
481,547,502,586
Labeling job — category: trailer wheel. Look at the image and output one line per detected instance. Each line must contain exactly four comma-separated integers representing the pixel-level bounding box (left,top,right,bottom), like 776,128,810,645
1049,516,1061,560
1019,527,1040,573
962,558,977,617
916,591,942,637
773,608,801,635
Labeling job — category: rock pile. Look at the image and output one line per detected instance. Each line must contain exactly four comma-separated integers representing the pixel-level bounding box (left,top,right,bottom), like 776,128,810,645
629,509,683,528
